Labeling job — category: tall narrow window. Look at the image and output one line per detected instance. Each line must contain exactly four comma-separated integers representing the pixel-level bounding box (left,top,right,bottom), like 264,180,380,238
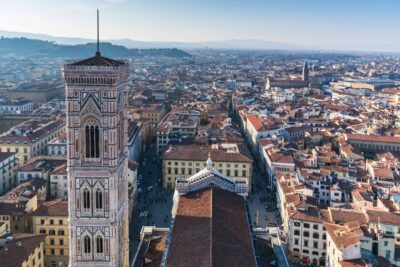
85,126,90,158
83,189,90,209
95,189,103,209
95,126,99,158
96,236,104,253
90,126,95,157
84,236,91,253
119,112,124,153
84,119,100,158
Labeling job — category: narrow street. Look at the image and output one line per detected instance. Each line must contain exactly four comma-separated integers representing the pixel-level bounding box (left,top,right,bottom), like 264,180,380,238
128,145,173,262
247,166,278,228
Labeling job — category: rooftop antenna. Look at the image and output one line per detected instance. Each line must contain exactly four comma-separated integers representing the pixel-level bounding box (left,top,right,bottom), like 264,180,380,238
96,9,100,56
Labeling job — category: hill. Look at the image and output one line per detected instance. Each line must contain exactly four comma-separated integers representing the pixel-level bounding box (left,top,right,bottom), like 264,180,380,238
0,37,192,59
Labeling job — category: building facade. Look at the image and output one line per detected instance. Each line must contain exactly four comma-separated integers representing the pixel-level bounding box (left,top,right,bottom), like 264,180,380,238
0,152,18,195
162,144,253,191
63,51,130,266
0,118,65,164
31,199,69,267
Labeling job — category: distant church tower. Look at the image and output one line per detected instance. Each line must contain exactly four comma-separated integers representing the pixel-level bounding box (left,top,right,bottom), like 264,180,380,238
302,61,309,82
63,10,130,267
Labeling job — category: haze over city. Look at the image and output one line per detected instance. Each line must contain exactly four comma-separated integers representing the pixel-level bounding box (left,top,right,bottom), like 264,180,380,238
1,0,400,51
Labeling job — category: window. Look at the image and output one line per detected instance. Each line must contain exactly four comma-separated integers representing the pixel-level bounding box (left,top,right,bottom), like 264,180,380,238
59,220,63,225
234,170,238,177
95,189,103,209
85,119,100,158
60,239,64,246
50,219,54,225
294,230,300,236
60,249,64,256
304,223,310,228
58,230,65,236
313,233,319,239
313,224,318,230
50,239,55,245
304,231,310,237
313,241,318,248
385,250,391,259
39,229,46,234
294,222,300,227
304,240,309,247
303,249,309,254
96,236,104,253
312,251,319,256
84,236,91,253
174,168,178,175
40,219,45,225
51,249,55,255
384,241,388,246
49,230,55,236
242,170,246,177
83,189,90,209
167,168,171,174
294,239,299,245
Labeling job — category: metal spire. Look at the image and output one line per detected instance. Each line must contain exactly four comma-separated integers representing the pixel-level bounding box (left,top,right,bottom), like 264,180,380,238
96,9,100,56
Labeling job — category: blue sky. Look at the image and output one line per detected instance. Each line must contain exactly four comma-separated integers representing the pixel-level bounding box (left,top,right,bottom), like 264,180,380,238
1,0,400,50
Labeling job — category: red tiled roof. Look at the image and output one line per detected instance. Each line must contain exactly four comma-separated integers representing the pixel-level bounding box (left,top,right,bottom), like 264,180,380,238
347,134,400,143
166,187,256,267
163,144,253,163
31,199,68,217
0,233,45,267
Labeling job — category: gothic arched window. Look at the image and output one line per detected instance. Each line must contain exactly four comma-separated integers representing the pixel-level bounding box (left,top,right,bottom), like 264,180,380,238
84,235,91,253
84,119,100,158
118,111,124,153
83,189,90,209
95,188,103,209
96,236,104,254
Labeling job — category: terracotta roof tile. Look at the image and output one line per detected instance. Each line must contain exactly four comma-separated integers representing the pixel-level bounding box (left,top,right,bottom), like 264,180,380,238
166,187,256,267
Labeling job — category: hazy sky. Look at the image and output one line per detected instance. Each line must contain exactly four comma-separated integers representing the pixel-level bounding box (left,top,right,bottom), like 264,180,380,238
1,0,400,50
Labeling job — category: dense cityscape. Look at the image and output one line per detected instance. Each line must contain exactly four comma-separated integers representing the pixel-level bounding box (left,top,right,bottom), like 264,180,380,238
1,3,400,267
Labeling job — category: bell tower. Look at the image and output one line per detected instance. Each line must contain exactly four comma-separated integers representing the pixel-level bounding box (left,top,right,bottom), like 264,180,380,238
62,10,130,267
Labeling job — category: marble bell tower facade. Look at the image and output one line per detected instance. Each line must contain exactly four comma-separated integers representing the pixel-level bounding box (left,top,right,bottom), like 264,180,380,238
63,49,130,266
